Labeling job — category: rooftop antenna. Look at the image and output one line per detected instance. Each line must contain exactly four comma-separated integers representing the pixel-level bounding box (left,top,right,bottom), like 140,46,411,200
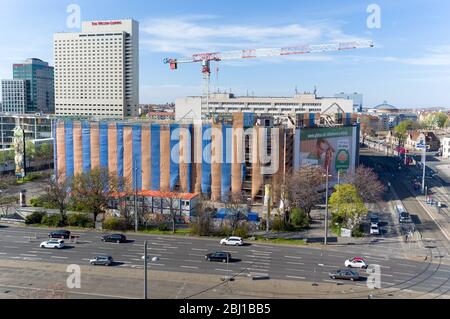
314,85,317,95
295,86,298,95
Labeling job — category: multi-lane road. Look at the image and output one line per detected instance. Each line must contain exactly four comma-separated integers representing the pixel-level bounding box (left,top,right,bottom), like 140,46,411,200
0,223,450,298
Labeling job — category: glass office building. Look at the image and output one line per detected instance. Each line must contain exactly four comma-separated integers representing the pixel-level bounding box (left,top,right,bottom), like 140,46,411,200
12,58,54,114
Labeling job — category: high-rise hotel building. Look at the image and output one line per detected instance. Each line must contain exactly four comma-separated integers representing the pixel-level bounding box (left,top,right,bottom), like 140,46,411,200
54,19,139,118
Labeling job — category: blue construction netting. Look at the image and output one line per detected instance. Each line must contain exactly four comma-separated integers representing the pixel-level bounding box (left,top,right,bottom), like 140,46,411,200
116,123,124,190
150,124,160,190
243,113,255,128
99,122,109,169
221,124,232,201
201,124,212,194
186,124,193,193
53,121,57,177
170,124,180,191
132,125,142,191
81,121,91,173
242,164,246,183
64,121,74,178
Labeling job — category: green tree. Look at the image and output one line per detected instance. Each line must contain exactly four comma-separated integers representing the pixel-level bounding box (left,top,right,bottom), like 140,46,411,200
25,140,36,165
35,143,53,169
394,120,419,146
434,112,449,129
329,184,368,231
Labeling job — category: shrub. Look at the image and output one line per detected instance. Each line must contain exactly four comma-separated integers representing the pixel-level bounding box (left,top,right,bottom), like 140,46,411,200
271,216,294,231
30,196,58,209
157,223,170,231
215,223,232,237
41,214,65,227
290,208,310,228
103,216,128,231
67,213,93,228
351,224,365,238
25,211,45,225
234,223,249,238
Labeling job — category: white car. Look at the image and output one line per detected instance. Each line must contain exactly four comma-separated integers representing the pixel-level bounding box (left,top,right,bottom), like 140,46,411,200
345,257,368,269
370,224,380,235
40,239,65,249
220,236,244,246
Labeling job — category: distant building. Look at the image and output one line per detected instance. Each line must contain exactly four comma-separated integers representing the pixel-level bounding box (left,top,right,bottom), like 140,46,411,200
13,58,54,114
1,80,30,114
176,92,354,121
335,92,363,112
368,101,418,130
54,19,139,118
442,137,450,159
0,112,54,149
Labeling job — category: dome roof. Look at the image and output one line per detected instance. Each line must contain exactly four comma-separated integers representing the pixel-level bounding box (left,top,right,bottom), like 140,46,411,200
375,101,397,111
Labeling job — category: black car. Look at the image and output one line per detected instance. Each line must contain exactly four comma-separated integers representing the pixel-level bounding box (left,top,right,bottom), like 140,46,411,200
329,269,361,281
101,234,127,243
49,230,71,239
205,252,231,263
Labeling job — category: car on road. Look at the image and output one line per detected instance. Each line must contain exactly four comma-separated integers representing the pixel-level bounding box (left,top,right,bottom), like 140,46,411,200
205,251,232,263
344,257,368,269
40,239,65,249
369,213,379,226
370,224,380,235
329,269,361,281
101,234,127,243
89,256,114,266
220,236,244,246
49,230,71,239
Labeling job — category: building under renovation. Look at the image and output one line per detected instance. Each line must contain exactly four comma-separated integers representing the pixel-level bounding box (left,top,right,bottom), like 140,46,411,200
53,112,360,206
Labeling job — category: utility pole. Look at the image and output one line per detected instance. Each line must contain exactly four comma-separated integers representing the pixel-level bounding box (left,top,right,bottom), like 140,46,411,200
324,166,330,245
144,240,148,299
134,160,138,232
421,146,426,195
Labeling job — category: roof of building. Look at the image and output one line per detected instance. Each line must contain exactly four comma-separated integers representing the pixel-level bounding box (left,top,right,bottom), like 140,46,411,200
374,101,398,111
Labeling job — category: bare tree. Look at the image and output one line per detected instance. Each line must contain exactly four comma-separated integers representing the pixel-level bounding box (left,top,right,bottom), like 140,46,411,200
343,165,384,203
71,168,121,224
162,195,183,234
223,192,248,236
41,171,72,224
286,166,326,220
191,194,215,236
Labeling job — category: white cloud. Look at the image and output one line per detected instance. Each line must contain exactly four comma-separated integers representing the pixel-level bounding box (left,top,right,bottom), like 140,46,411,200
140,15,369,58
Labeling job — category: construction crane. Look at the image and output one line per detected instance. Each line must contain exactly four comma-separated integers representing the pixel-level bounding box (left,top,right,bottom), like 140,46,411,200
163,40,374,117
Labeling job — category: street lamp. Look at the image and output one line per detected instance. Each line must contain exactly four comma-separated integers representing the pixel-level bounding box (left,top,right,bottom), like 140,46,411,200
323,166,333,245
142,240,160,299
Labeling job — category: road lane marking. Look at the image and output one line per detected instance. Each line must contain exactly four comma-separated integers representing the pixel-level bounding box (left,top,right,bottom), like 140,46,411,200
185,260,202,263
149,263,165,266
51,256,68,259
286,275,306,280
381,273,393,277
156,237,176,241
397,263,417,268
393,271,415,276
20,254,37,257
284,256,303,259
248,255,271,259
286,268,305,272
0,252,7,255
180,265,199,269
242,261,271,266
286,261,305,266
122,255,138,258
191,248,207,251
188,253,205,257
3,246,19,249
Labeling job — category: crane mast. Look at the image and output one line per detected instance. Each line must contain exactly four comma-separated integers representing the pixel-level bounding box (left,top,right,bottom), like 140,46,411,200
163,40,374,119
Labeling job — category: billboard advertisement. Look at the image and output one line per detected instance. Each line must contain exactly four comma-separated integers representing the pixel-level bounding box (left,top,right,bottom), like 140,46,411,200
294,126,358,181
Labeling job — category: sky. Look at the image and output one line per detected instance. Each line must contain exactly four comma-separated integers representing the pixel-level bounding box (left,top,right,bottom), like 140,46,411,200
1,0,450,108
